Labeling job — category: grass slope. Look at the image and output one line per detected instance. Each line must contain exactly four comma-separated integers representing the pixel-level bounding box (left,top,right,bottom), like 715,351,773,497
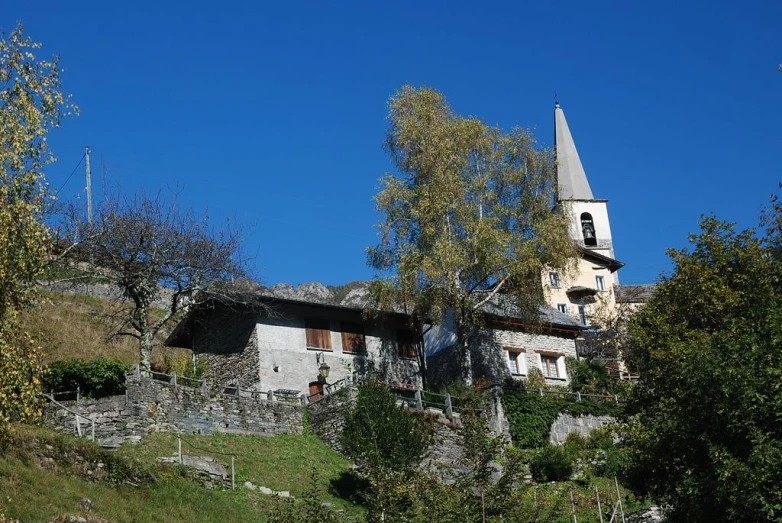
0,425,362,522
19,291,181,365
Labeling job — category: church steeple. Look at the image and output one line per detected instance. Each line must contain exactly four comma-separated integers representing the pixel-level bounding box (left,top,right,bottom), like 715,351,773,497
553,102,619,271
555,102,594,201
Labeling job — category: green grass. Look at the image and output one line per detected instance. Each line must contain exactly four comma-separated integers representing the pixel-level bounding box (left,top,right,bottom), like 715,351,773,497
0,424,364,522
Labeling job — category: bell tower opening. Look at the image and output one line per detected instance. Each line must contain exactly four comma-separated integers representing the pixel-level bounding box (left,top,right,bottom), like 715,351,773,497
580,212,597,246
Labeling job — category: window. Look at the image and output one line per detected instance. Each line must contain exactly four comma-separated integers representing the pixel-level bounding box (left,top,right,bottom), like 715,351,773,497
557,303,568,314
595,275,606,291
578,305,589,326
540,355,560,378
341,323,366,354
397,330,417,360
548,271,560,288
581,213,597,246
305,319,332,350
504,348,526,376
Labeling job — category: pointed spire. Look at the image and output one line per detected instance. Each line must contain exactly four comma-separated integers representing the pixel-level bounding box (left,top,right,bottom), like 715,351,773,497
555,102,594,200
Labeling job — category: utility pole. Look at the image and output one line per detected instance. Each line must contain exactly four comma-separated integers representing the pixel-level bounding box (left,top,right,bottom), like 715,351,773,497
85,146,93,225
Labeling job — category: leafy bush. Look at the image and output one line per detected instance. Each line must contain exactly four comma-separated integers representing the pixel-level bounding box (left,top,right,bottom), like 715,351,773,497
44,358,129,398
530,444,576,482
163,350,209,380
341,379,433,474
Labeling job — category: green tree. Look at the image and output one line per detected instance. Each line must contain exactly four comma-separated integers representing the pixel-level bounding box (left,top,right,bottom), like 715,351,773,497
340,379,432,520
0,23,75,437
624,211,782,522
368,86,575,384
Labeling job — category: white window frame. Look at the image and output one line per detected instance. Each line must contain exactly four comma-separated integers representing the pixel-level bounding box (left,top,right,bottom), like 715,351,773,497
595,275,606,291
556,303,567,314
505,348,527,376
535,353,567,380
548,271,560,288
578,305,589,325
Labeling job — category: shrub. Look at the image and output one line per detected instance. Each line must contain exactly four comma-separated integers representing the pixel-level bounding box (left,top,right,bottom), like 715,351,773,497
44,358,129,398
341,379,432,474
530,444,576,482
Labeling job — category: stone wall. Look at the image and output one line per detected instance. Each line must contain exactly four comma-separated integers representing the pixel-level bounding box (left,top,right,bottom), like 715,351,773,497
306,387,353,451
44,373,303,447
549,412,615,445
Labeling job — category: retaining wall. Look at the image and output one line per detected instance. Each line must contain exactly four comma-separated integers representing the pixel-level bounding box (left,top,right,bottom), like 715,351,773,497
44,373,303,447
549,412,615,445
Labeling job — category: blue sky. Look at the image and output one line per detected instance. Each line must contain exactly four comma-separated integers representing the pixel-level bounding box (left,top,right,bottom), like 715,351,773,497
6,1,781,286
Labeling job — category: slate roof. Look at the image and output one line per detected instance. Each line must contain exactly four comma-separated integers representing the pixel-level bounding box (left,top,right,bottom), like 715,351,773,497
614,284,657,304
479,292,583,330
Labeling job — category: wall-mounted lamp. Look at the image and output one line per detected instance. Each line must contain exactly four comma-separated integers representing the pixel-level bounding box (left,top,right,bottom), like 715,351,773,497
316,352,330,382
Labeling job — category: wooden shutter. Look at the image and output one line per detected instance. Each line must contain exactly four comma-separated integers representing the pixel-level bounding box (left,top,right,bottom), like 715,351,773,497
341,323,366,353
397,330,417,359
305,319,332,350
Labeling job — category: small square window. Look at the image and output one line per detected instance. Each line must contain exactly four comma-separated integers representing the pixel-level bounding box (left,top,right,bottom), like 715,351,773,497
557,303,567,314
548,271,560,288
595,275,606,292
305,319,332,350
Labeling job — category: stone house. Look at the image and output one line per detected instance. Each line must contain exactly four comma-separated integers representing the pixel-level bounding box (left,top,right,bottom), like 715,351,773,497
165,282,421,399
426,297,583,387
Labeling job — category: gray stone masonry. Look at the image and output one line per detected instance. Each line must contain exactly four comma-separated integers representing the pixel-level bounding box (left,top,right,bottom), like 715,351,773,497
44,373,303,446
549,412,615,445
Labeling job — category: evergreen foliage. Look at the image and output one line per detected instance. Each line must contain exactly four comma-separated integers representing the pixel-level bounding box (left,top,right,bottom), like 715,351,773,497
625,207,782,522
43,358,129,398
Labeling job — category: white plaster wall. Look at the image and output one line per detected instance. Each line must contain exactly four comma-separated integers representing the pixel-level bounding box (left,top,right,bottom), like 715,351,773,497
564,200,614,255
542,256,617,326
256,317,419,396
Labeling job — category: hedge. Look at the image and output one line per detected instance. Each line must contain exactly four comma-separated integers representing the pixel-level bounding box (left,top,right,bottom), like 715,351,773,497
44,358,129,399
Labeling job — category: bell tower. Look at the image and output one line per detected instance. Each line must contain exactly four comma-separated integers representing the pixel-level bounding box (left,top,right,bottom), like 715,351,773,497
554,102,618,282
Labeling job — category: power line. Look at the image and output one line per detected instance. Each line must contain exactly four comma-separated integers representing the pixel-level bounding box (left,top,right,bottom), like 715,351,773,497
55,152,86,194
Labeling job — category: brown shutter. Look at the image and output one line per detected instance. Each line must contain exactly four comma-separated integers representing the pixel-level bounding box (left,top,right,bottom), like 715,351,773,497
341,323,366,353
398,330,417,359
305,320,332,350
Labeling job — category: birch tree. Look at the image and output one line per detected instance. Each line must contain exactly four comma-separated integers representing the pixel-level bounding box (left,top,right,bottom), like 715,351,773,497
0,23,75,434
368,86,575,383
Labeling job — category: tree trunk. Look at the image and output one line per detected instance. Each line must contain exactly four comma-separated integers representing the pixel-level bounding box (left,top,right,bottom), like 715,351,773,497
139,331,154,372
457,316,473,385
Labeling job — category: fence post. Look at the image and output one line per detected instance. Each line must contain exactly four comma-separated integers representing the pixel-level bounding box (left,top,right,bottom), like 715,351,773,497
231,455,236,490
595,485,604,523
91,417,95,442
576,391,582,402
414,388,423,410
268,390,274,402
445,393,453,417
615,476,626,523
76,385,81,406
75,412,82,438
300,394,307,406
613,394,619,404
178,436,183,465
538,388,544,397
201,378,208,394
171,372,177,390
